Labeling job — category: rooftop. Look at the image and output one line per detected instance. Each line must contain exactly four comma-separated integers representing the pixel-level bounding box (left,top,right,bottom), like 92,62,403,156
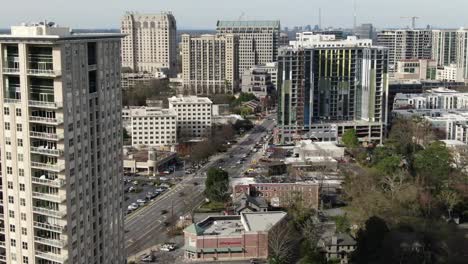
168,95,212,104
0,22,124,40
125,106,177,117
217,20,280,28
185,211,287,236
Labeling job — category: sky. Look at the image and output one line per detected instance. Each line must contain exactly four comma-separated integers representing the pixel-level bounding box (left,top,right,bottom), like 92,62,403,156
0,0,467,30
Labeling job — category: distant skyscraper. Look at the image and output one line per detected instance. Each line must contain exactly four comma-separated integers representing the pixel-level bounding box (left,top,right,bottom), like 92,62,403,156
181,34,238,94
121,12,177,75
432,30,458,66
0,22,124,263
278,34,388,144
216,21,280,76
377,29,432,72
456,29,468,79
354,23,374,40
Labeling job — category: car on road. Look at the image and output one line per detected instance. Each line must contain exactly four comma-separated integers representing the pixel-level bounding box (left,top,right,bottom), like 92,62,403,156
160,243,176,252
160,209,168,215
140,253,156,262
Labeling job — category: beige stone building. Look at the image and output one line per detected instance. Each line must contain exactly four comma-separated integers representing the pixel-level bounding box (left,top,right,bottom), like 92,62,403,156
0,22,125,264
181,34,238,95
121,12,177,75
168,95,212,139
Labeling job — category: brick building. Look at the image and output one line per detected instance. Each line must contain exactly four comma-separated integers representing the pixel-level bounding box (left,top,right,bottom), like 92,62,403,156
183,212,287,262
234,182,320,209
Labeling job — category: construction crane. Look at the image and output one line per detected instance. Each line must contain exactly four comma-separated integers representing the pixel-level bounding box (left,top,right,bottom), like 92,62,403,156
401,16,420,29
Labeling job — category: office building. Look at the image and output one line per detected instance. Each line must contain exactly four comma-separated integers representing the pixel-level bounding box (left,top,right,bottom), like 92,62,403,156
121,72,165,90
0,23,124,264
183,211,287,262
456,29,468,79
168,95,212,139
216,20,280,76
125,107,177,147
394,59,438,80
377,29,432,72
354,23,374,40
241,68,274,99
181,34,238,95
436,64,465,82
121,12,177,75
278,35,388,144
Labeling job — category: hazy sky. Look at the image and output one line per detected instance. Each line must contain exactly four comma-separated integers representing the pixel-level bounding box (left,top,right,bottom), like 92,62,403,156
1,0,467,29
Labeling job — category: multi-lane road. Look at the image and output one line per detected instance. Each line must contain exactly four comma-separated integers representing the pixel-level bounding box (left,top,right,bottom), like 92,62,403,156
125,116,276,258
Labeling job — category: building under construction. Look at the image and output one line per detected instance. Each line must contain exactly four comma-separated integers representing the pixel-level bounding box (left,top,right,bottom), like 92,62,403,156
277,34,389,144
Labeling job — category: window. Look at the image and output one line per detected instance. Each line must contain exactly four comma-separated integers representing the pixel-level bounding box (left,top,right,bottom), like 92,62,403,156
20,213,26,221
9,210,14,218
7,167,13,174
15,108,21,116
17,139,23,146
10,225,15,233
4,107,9,115
23,256,28,264
22,242,27,250
8,196,14,204
5,122,10,130
5,138,11,145
7,181,13,189
21,227,27,235
19,169,24,177
19,183,25,191
18,153,23,162
16,123,22,132
11,239,16,247
20,198,25,206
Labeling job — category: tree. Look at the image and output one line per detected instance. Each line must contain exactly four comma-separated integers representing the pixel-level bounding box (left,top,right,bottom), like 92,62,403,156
438,189,461,219
342,129,359,148
233,119,254,133
351,216,389,264
204,168,229,202
334,215,351,234
413,141,453,191
189,141,215,163
268,221,298,264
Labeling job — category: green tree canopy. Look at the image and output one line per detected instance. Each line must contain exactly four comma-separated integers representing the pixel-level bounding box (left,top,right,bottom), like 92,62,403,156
342,129,359,148
204,168,229,202
413,141,453,191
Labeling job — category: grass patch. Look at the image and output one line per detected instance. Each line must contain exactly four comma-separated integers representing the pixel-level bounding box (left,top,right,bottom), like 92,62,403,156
196,201,225,213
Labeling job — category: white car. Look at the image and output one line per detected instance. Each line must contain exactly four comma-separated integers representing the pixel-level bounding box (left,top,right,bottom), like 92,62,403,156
136,199,146,204
160,244,176,252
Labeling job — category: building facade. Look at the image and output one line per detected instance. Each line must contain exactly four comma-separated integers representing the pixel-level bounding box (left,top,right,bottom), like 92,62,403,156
354,23,374,40
377,29,432,72
216,21,280,77
394,59,437,80
432,30,458,67
121,12,177,75
183,212,287,262
168,96,212,139
278,35,388,144
125,107,177,147
241,68,274,99
181,34,238,95
0,23,124,264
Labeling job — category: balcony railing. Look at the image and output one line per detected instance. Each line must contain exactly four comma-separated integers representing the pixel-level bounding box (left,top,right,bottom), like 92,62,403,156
31,146,64,157
29,100,63,109
3,98,21,104
34,236,67,248
34,221,66,233
29,116,63,125
33,206,66,218
27,69,61,76
32,191,66,203
2,67,20,74
30,131,64,141
31,161,65,172
35,250,67,263
31,176,65,188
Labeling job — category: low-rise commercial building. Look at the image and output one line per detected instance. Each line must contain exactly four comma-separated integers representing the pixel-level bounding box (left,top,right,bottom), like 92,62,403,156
168,95,213,139
241,68,274,98
123,147,177,175
183,212,287,262
393,87,468,110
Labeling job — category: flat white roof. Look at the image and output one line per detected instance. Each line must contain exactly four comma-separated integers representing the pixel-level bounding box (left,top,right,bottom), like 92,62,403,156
168,95,212,104
242,211,287,232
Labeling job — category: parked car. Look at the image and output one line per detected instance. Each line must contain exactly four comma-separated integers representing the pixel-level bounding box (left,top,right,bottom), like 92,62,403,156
160,243,176,252
140,253,155,262
136,199,146,205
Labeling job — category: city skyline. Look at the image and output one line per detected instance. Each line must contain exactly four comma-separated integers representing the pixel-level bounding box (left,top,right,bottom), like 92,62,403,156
0,0,467,29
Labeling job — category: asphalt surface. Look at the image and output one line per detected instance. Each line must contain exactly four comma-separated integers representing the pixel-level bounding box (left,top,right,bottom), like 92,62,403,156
124,116,276,259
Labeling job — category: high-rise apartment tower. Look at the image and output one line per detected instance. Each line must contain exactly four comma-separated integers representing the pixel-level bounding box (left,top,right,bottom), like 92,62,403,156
0,22,125,264
121,12,177,75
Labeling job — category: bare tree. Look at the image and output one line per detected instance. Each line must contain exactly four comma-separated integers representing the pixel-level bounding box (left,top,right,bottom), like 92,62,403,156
380,170,408,200
438,189,461,219
268,221,298,263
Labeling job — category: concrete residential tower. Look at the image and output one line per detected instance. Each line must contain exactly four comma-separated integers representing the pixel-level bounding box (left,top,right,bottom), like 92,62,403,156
216,21,280,77
121,12,177,75
0,23,125,264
